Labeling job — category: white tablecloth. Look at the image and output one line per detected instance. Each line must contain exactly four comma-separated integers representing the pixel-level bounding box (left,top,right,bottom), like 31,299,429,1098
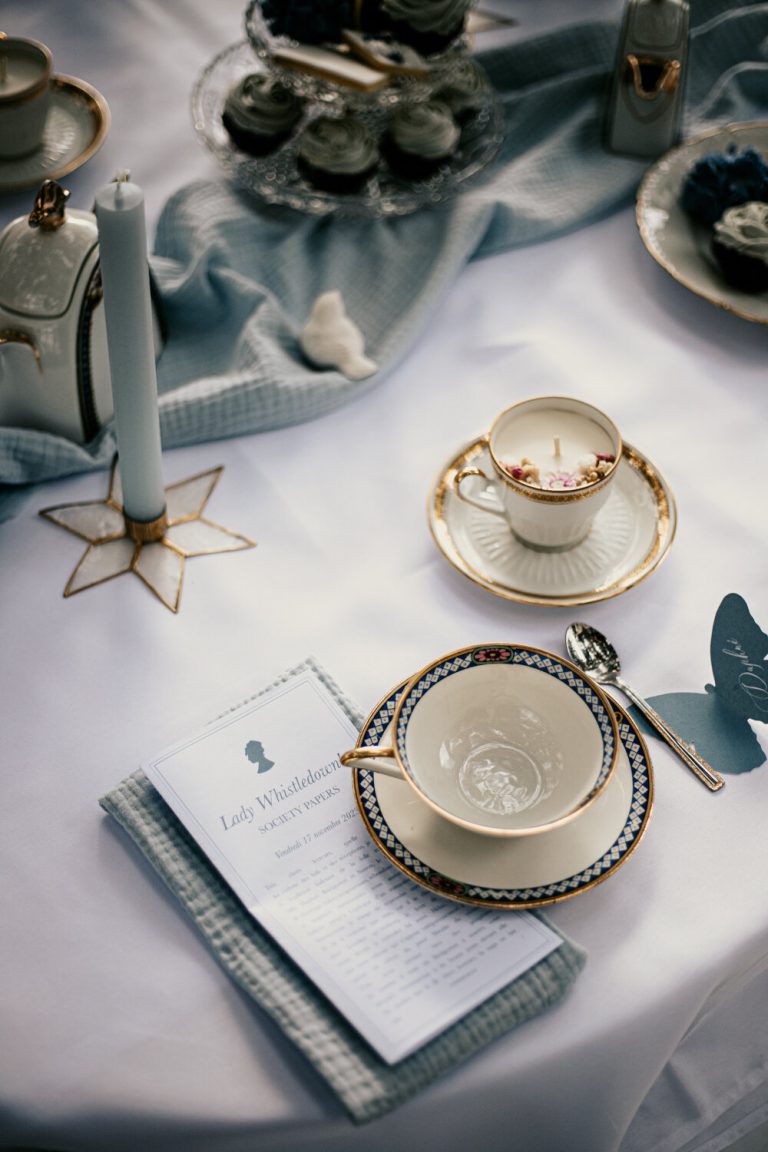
2,3,768,1151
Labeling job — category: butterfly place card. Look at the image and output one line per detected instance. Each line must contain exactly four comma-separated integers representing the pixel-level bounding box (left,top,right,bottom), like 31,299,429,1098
631,593,768,775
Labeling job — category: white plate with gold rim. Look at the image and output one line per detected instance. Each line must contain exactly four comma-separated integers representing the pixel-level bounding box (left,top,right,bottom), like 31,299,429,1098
0,75,110,194
428,438,676,607
636,122,768,326
353,684,653,909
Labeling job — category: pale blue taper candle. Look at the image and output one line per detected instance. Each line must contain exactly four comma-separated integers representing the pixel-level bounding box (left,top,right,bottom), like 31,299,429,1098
95,179,165,525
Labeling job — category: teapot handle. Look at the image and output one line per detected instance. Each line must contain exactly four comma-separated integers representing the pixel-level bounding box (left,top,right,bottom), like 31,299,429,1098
0,329,43,373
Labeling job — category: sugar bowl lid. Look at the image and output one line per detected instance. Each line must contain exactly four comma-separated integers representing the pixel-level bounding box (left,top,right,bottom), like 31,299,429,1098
0,179,98,318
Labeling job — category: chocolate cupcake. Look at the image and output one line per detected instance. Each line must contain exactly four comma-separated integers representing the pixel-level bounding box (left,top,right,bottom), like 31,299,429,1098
378,0,471,55
382,100,459,180
296,115,379,193
260,0,470,56
711,201,768,294
433,58,488,123
222,74,304,156
261,0,354,44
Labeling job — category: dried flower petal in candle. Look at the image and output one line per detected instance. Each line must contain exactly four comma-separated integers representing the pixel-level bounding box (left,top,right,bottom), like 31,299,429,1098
577,452,617,483
502,457,541,485
577,453,597,473
545,470,580,490
503,450,617,491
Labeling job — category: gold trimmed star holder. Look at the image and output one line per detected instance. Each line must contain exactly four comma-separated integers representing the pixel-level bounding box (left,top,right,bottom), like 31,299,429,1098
40,461,256,612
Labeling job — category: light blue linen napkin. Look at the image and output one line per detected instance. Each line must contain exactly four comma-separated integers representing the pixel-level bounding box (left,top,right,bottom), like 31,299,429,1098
1,3,766,517
99,658,586,1123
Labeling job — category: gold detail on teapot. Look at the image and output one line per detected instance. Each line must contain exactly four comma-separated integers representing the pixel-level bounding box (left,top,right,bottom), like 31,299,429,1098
625,54,681,100
28,179,70,231
0,329,42,372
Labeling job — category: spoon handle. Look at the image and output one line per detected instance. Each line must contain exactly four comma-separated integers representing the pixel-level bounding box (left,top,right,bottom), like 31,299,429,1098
615,677,725,791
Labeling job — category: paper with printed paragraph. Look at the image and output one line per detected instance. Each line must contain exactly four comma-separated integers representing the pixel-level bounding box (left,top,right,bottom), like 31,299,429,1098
143,665,561,1063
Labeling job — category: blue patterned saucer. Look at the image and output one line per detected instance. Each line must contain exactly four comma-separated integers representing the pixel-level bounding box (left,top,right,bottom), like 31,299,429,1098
352,683,653,909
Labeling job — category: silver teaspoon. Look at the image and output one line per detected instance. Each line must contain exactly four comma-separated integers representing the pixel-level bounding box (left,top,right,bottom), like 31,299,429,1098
565,622,725,792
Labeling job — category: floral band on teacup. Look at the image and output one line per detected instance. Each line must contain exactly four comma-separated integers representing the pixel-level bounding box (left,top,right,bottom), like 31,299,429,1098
471,646,513,663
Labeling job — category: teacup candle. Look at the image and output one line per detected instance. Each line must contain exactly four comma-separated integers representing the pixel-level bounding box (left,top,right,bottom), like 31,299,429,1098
0,36,52,159
455,397,622,551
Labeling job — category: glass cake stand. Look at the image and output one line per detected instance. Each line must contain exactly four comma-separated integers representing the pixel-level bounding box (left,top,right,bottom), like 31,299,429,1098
190,40,504,219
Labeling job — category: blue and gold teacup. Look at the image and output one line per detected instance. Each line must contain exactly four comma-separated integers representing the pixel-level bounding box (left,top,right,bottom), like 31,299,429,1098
341,643,619,838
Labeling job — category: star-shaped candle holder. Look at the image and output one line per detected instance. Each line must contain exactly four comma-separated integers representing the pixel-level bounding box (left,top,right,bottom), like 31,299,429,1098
40,461,255,612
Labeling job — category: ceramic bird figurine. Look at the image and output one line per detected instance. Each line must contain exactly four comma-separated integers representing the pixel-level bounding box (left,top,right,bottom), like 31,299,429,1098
300,290,378,381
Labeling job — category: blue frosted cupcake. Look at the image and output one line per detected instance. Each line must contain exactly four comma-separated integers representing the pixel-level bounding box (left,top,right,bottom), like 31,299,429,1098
680,146,768,227
222,74,304,156
382,100,459,180
296,115,379,193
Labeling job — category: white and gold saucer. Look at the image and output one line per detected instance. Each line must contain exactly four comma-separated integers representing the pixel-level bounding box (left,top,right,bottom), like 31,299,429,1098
353,682,653,909
428,437,676,607
0,75,109,194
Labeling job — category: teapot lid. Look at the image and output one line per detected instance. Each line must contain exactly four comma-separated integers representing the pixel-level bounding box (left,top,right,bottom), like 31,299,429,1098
0,180,98,319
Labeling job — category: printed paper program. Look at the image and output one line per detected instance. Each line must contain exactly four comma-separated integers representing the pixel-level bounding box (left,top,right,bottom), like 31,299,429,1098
144,665,561,1063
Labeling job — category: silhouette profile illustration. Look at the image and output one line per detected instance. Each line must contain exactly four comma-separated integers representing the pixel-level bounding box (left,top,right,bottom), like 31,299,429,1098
244,740,275,774
630,593,768,774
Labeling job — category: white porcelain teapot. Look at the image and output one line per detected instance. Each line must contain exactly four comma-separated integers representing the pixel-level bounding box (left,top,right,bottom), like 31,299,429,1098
0,178,163,443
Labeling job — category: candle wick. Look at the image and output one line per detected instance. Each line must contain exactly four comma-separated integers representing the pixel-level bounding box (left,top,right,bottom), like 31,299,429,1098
554,436,562,458
112,169,131,206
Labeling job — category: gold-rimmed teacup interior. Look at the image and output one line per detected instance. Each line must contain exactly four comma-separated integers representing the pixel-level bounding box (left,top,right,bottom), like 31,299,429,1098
341,642,620,838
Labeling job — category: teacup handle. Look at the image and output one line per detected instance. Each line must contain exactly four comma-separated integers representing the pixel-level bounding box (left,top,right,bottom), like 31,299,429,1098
340,746,404,780
454,466,506,519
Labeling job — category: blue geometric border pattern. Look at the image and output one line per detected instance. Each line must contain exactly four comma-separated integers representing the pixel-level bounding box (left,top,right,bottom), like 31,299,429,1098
362,685,402,749
393,646,616,797
354,686,651,909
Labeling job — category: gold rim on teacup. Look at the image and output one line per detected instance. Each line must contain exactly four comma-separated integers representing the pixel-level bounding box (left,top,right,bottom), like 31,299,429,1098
486,396,622,502
0,37,52,106
341,642,621,838
0,36,53,161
